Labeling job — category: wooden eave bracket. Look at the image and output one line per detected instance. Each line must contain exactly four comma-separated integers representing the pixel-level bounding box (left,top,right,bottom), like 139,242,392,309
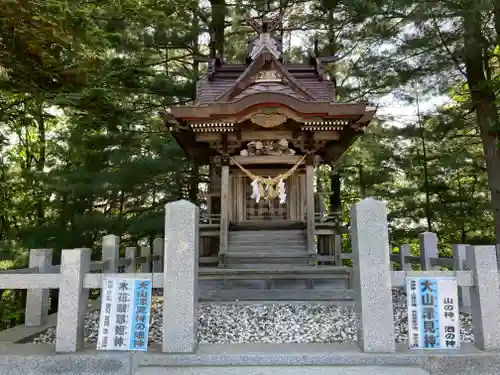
193,54,222,81
351,109,376,132
319,56,340,64
308,49,340,81
308,55,325,81
162,110,189,131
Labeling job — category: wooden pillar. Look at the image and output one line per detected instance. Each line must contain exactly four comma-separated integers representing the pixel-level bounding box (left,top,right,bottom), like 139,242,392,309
299,173,306,220
228,173,234,221
306,154,316,255
207,162,213,218
334,234,342,266
236,174,245,221
288,174,297,220
219,156,230,264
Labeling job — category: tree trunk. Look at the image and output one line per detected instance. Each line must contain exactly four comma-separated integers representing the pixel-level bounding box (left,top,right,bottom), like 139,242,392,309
189,164,199,203
458,177,467,244
475,103,500,243
416,91,432,232
35,96,46,226
210,0,226,59
358,164,366,198
463,8,500,246
330,171,341,213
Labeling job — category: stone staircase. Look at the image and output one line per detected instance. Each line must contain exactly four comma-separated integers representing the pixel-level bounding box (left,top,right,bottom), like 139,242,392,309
224,229,311,268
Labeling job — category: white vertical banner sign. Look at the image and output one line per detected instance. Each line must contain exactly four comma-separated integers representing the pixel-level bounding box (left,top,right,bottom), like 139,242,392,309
406,276,460,349
97,276,152,351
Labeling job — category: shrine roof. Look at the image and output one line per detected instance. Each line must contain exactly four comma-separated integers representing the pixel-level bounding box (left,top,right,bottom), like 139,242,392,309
195,64,335,105
164,16,376,165
189,15,338,107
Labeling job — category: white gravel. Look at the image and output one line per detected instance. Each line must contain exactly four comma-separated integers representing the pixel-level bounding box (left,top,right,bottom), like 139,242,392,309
29,289,474,345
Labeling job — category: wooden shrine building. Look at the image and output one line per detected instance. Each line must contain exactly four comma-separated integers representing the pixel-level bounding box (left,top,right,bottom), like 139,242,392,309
164,16,375,268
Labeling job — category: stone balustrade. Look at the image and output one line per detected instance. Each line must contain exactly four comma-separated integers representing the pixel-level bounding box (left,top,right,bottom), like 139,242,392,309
0,199,499,354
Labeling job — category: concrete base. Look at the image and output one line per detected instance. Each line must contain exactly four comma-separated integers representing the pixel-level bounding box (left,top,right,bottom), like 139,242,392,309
1,343,500,375
136,365,429,375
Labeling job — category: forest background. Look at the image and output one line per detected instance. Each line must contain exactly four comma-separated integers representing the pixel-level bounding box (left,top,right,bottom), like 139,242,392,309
1,0,499,329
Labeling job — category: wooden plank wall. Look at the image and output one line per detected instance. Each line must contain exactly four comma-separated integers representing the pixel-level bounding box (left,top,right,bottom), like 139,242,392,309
222,167,309,223
286,173,305,221
231,167,294,221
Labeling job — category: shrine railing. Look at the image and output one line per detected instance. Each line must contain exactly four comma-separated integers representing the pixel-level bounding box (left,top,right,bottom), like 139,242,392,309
197,193,342,224
199,213,220,225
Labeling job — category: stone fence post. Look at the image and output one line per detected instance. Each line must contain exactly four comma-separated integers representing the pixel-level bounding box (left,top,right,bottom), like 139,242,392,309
153,237,163,273
163,200,199,353
125,247,137,273
419,232,438,270
399,244,411,271
350,198,395,352
25,249,52,326
140,246,151,273
55,248,91,352
453,244,471,312
497,244,500,271
466,245,500,351
102,234,119,273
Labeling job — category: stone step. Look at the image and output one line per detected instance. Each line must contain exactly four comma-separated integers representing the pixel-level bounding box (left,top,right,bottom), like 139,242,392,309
226,251,310,258
229,242,305,247
229,229,306,236
227,247,307,252
229,230,306,235
229,221,306,230
225,262,311,269
225,260,310,267
200,266,351,274
206,264,313,270
227,230,308,267
229,236,306,241
228,242,306,247
225,255,310,262
135,365,429,375
229,236,306,243
226,251,308,257
200,288,353,302
228,246,307,251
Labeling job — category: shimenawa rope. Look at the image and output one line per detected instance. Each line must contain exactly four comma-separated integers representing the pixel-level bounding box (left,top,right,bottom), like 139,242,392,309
229,153,309,202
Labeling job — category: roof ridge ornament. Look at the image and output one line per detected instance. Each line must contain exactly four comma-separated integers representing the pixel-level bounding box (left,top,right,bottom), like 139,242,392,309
244,14,282,61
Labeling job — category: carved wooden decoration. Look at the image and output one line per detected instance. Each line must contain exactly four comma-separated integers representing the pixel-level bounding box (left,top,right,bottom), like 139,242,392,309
250,113,287,128
232,106,304,127
253,69,282,83
239,139,295,156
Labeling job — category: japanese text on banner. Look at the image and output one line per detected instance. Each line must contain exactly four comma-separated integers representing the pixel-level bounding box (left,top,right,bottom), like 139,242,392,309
406,277,460,350
129,280,152,351
97,277,152,351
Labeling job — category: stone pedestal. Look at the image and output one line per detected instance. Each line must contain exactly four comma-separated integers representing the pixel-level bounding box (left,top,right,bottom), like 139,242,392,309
162,200,199,353
350,198,395,352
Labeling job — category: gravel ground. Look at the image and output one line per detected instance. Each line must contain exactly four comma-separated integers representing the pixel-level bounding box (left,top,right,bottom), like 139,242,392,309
29,289,474,345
